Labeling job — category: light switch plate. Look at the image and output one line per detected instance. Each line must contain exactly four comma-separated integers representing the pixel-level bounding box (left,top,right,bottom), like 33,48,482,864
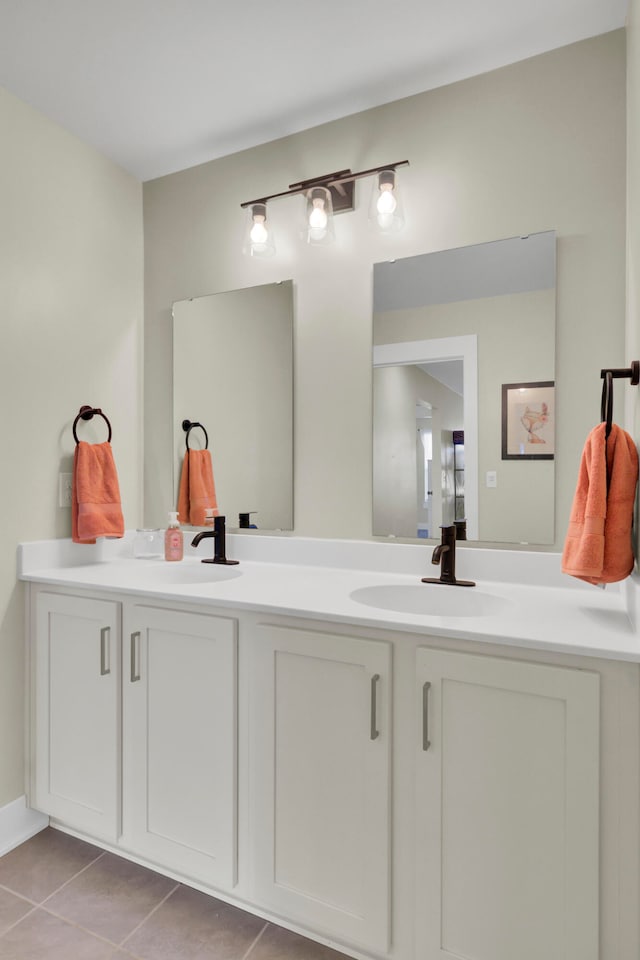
58,473,73,507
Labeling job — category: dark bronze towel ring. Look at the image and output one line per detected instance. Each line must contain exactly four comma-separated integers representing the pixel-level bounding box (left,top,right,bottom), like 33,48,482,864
72,405,113,444
600,362,640,439
182,419,209,451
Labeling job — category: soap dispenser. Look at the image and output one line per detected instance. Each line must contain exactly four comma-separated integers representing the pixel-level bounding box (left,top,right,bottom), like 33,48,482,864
164,511,184,562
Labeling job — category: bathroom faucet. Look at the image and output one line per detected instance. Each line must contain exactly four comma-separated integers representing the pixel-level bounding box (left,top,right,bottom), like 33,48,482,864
421,524,475,587
191,516,239,565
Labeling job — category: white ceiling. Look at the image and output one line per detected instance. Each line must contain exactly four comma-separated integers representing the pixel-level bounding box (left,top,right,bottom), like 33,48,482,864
0,0,628,182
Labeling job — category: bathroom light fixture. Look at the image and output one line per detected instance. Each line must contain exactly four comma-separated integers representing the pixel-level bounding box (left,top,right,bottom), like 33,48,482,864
369,169,404,232
244,202,276,258
240,160,409,255
304,185,334,245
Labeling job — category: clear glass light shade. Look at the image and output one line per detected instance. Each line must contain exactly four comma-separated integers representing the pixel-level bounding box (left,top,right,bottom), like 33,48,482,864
369,169,404,232
244,202,276,257
303,186,335,245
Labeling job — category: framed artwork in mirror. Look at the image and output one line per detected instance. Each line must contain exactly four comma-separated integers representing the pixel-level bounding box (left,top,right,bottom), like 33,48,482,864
502,381,555,460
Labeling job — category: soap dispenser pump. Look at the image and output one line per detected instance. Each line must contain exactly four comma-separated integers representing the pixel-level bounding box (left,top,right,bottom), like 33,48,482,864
164,511,184,562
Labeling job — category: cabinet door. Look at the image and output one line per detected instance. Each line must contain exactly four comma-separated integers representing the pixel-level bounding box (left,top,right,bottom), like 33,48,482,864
34,592,120,841
122,605,237,890
250,623,391,951
415,647,599,960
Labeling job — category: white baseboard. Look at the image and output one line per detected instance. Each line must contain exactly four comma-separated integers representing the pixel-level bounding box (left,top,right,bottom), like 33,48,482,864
0,795,48,857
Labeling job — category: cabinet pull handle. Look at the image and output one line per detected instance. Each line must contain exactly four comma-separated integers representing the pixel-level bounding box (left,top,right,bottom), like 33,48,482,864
370,673,380,740
422,681,431,751
130,632,141,682
100,627,110,676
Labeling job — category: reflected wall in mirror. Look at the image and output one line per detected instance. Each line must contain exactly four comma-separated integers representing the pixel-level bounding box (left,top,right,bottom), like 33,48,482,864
173,281,294,531
373,231,556,544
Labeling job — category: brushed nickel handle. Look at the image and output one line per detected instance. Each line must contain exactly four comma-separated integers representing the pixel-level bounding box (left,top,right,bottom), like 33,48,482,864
130,631,141,682
370,673,380,740
422,681,431,751
100,627,110,676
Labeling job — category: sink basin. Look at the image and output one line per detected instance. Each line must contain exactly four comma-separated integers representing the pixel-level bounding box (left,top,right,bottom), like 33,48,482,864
127,561,242,585
349,584,510,618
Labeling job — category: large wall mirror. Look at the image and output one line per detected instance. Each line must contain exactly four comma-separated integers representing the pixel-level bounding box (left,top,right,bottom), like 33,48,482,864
173,280,294,531
373,231,556,544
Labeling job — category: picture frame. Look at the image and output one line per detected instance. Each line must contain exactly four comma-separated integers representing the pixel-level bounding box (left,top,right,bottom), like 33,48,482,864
501,381,555,460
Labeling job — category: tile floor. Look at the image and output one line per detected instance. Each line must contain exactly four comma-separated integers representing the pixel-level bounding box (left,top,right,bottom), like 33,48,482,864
0,828,350,959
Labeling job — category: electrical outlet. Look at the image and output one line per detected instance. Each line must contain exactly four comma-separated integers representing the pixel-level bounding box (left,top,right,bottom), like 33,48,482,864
59,473,73,507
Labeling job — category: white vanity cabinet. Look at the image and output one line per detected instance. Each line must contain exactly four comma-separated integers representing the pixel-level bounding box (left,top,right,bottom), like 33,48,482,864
121,604,237,889
247,623,392,951
26,575,635,960
414,647,600,960
33,591,121,842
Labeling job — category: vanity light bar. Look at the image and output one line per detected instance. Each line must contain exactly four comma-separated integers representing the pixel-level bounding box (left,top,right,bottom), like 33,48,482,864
241,160,409,256
240,160,409,211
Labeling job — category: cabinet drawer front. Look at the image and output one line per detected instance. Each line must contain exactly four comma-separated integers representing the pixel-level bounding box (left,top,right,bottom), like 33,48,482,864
250,623,391,951
415,647,599,960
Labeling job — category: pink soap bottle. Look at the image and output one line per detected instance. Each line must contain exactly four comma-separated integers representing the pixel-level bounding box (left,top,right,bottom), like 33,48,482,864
164,511,183,561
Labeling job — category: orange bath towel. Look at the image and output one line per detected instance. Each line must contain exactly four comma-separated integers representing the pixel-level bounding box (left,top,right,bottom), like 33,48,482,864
72,441,125,544
562,422,638,584
177,449,219,526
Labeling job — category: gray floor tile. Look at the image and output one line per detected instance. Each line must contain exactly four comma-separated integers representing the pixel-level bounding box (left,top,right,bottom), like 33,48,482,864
0,909,115,959
45,851,176,943
124,884,266,960
1,830,352,960
248,923,350,960
0,888,33,936
0,828,102,903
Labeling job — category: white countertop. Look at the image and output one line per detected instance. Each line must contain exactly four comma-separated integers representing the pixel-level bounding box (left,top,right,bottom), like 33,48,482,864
17,533,640,663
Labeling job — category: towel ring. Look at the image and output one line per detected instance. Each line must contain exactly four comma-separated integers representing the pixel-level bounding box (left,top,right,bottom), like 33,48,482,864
73,406,112,444
182,419,209,451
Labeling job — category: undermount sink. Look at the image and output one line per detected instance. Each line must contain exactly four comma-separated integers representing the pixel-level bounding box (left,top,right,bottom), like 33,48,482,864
349,583,511,618
128,561,242,585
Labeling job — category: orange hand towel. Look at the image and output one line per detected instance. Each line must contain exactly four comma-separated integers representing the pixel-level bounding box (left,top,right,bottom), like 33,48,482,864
177,448,219,526
72,441,125,544
562,422,638,584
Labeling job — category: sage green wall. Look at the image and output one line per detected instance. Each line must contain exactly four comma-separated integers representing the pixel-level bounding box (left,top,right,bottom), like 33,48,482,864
144,31,625,548
1,87,144,807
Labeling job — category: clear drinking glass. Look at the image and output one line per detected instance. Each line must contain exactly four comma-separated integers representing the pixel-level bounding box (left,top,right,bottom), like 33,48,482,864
133,528,163,558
